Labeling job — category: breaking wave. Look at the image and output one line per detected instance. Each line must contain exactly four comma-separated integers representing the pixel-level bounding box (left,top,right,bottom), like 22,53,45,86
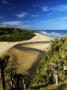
40,31,67,38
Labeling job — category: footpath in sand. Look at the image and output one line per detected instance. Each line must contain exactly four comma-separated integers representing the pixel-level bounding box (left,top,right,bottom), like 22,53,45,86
0,33,54,90
0,33,54,56
22,33,54,50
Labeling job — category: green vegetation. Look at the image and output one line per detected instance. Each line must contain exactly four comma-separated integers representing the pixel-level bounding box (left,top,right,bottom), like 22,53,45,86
0,28,67,90
0,27,35,41
30,36,67,90
0,45,44,90
57,84,67,90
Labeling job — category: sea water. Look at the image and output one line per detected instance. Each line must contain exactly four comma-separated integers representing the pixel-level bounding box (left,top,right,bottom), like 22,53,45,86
33,30,67,38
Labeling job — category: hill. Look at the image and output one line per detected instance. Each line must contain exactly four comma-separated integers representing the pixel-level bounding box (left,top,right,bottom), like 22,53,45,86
1,44,44,90
0,33,54,90
0,27,35,41
30,36,67,90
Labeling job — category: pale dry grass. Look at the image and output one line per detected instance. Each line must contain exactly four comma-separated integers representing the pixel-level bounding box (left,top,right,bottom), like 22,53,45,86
0,33,54,89
0,82,2,90
9,47,43,74
22,43,51,51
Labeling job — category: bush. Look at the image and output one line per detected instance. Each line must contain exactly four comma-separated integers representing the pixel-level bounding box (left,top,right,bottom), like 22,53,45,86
0,27,35,41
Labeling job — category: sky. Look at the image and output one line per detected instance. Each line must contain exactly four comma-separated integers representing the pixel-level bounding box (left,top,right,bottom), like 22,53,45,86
0,0,67,30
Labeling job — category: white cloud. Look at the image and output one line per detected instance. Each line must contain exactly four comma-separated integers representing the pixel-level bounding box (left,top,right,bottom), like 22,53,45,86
0,21,21,26
51,5,67,11
42,6,49,12
2,0,8,4
60,16,67,20
0,16,4,18
20,25,31,28
47,12,54,16
31,14,39,17
0,21,32,29
41,4,67,12
16,12,29,18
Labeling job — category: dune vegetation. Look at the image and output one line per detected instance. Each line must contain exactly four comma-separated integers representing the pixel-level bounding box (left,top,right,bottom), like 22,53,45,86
0,27,67,90
0,36,66,90
0,44,44,90
0,27,35,41
30,36,67,90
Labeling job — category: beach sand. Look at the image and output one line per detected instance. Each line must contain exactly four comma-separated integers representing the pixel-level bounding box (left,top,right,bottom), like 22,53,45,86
0,33,54,56
0,33,55,89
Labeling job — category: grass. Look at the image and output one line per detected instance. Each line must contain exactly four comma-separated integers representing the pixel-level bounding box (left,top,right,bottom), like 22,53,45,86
8,44,44,74
0,27,35,41
30,36,67,89
40,82,67,90
5,44,44,89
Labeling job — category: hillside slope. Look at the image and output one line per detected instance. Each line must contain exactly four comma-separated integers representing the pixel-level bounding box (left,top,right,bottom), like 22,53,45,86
8,45,44,74
0,27,35,41
30,36,67,90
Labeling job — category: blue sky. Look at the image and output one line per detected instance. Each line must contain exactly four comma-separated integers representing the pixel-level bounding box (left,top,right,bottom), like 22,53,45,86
0,0,67,30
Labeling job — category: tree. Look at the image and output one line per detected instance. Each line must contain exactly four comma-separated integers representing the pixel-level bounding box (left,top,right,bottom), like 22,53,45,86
0,56,10,90
13,74,26,90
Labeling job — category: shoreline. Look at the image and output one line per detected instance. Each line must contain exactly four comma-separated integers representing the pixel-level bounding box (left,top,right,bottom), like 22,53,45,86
35,31,55,38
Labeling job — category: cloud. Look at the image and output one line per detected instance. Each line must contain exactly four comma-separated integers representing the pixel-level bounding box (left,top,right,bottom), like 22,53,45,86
47,12,54,16
60,16,67,20
33,2,53,7
41,6,49,12
0,21,21,26
31,14,39,17
41,4,67,12
51,5,67,12
0,16,4,18
20,25,31,28
1,0,8,4
0,21,32,29
16,12,29,18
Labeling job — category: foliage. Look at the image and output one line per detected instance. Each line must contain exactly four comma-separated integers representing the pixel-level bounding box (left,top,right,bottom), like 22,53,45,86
0,27,35,41
57,84,67,90
30,36,67,89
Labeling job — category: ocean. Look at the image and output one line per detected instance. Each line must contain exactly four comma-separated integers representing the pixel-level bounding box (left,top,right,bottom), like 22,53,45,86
33,30,67,38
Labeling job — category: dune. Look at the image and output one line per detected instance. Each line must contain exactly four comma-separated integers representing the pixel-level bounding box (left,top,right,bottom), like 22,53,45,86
8,46,44,74
0,33,54,56
0,33,55,89
25,33,54,42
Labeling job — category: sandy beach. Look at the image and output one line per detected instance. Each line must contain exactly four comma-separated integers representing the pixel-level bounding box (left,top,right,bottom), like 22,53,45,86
0,33,54,56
